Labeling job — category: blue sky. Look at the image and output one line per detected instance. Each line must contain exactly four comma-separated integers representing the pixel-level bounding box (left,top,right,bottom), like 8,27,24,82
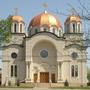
0,0,89,25
0,0,88,26
0,0,90,68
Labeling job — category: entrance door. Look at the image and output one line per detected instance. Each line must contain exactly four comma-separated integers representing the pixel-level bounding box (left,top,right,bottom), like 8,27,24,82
40,72,49,83
34,73,38,83
51,73,55,83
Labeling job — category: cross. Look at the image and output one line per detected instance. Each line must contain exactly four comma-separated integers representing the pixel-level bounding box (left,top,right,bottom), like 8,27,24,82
42,3,48,11
14,8,19,15
70,8,77,16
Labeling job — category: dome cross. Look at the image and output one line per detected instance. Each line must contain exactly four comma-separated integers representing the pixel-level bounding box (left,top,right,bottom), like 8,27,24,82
14,8,19,16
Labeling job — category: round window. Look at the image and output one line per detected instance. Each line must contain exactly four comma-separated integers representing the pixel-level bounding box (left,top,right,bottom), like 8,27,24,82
72,52,78,59
40,50,48,58
11,52,17,59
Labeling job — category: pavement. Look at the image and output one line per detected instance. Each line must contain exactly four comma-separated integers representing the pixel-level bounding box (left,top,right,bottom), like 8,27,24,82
0,87,49,90
0,87,90,90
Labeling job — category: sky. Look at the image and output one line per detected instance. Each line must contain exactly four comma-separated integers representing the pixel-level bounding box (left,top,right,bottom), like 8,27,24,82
0,0,90,68
0,0,88,26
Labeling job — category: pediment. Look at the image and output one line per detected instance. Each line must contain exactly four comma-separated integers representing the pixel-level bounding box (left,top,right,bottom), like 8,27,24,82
65,44,86,50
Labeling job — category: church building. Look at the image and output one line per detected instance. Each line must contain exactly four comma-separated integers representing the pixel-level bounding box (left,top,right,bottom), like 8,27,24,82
2,10,87,86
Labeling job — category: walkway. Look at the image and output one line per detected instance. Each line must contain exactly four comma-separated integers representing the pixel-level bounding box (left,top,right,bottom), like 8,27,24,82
0,88,90,90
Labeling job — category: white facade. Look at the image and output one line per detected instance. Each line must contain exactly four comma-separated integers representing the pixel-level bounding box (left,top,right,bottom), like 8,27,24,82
2,12,87,86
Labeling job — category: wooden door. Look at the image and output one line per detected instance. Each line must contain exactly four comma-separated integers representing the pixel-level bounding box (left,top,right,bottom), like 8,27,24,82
51,73,55,83
34,73,38,83
40,72,49,83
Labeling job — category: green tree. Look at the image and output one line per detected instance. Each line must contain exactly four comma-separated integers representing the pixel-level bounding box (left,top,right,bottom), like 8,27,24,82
87,67,90,82
0,15,12,46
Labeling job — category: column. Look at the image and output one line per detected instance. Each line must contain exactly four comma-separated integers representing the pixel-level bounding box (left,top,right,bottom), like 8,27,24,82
26,62,28,79
57,62,62,82
59,62,62,80
37,71,40,82
6,61,10,86
57,62,60,82
49,71,51,83
29,62,31,80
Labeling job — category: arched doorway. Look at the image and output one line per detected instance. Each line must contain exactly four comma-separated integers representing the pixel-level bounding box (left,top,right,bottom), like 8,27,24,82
32,40,57,83
39,63,50,83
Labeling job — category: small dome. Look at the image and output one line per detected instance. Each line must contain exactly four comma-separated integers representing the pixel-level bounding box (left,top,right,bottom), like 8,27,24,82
29,11,62,28
65,15,81,24
12,15,24,22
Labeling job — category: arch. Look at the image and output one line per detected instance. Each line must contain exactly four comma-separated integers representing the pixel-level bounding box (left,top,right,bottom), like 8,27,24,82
32,39,57,74
32,40,57,61
39,63,50,72
32,39,57,51
65,44,83,50
77,23,81,33
14,23,17,32
33,66,39,73
31,26,40,35
50,65,57,73
20,24,22,33
41,24,49,32
35,28,38,33
71,65,74,77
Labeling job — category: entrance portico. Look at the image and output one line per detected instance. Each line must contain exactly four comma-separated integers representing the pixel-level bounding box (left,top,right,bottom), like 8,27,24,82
34,72,56,83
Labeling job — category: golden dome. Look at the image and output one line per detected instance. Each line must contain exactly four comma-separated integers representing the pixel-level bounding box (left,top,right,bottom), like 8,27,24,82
65,15,81,24
12,16,24,22
29,11,62,28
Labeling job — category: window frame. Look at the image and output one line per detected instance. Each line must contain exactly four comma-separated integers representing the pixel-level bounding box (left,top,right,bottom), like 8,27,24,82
11,65,17,77
14,23,17,33
20,24,22,33
71,65,78,78
11,65,13,77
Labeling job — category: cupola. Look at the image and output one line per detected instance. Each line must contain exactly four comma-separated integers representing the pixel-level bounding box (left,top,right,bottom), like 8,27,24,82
64,15,82,34
11,15,25,33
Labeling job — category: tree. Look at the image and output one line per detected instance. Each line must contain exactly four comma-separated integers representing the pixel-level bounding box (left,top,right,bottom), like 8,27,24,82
87,67,90,86
0,15,12,46
87,67,90,82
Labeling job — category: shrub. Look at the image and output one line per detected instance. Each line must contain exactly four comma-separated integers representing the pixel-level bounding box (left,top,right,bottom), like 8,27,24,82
64,79,69,87
87,82,90,86
16,79,20,86
8,80,11,86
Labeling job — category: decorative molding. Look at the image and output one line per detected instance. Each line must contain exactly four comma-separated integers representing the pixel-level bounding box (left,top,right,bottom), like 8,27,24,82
26,32,65,41
65,44,87,50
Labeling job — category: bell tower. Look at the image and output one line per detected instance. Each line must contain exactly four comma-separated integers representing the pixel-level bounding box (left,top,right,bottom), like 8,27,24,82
64,15,82,34
11,8,25,34
10,9,25,45
11,15,25,33
64,15,83,41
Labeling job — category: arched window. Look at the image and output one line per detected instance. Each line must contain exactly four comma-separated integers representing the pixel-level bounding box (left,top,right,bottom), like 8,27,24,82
59,30,61,36
53,28,55,33
11,65,13,77
72,23,76,33
71,65,74,77
14,23,17,33
11,65,17,77
20,24,22,33
75,65,78,77
78,24,80,33
35,29,38,33
66,24,69,33
15,65,17,77
44,28,47,31
71,65,78,77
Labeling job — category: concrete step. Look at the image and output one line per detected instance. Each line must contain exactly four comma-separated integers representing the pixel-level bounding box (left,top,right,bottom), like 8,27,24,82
35,83,50,88
34,87,49,90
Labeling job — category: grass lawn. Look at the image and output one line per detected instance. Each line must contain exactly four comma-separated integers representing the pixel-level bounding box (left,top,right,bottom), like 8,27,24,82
51,86,90,90
0,83,34,88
